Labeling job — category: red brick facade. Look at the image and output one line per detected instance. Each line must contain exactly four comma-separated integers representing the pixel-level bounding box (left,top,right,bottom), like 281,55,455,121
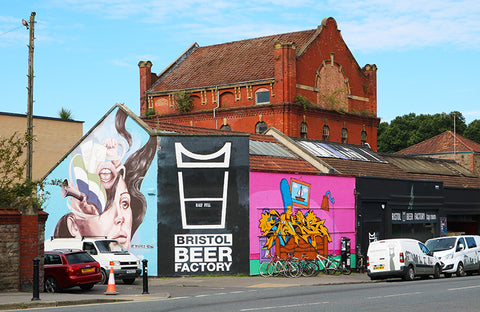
0,208,47,291
139,17,379,150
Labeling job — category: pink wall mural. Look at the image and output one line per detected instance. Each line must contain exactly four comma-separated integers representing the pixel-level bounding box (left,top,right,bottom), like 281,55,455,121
250,172,356,274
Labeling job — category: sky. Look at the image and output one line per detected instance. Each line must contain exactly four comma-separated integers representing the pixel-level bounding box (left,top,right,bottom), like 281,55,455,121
1,0,479,133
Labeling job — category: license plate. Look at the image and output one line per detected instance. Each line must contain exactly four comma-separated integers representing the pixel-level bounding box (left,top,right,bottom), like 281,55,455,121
374,265,384,270
126,269,136,274
82,267,94,273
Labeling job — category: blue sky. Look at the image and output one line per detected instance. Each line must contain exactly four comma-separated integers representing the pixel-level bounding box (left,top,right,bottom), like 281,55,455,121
1,0,479,132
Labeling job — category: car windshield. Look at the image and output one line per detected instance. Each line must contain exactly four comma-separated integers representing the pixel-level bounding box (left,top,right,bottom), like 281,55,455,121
65,252,95,264
95,240,128,253
425,237,457,252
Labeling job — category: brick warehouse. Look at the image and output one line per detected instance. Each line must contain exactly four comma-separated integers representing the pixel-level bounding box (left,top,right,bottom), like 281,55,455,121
139,17,380,150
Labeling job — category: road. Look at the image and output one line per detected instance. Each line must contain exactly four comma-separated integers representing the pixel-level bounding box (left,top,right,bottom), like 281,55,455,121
17,275,480,312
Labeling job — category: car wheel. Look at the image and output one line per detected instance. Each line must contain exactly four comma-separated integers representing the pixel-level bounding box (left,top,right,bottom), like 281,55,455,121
433,264,441,279
44,276,59,293
100,269,108,284
80,283,95,290
122,278,135,285
444,272,452,278
456,262,466,277
403,266,415,281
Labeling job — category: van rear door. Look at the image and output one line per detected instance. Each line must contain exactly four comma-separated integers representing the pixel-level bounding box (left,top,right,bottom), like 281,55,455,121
368,241,399,272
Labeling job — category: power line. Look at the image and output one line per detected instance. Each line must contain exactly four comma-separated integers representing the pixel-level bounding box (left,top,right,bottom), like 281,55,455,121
0,25,23,37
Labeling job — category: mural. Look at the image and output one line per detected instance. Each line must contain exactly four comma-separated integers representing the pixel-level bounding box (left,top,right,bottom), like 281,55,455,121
44,107,159,274
157,135,250,276
250,172,355,274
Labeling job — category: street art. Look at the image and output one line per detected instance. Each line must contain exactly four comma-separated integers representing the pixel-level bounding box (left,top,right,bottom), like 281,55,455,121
258,178,332,257
157,135,250,276
250,172,356,274
46,108,157,251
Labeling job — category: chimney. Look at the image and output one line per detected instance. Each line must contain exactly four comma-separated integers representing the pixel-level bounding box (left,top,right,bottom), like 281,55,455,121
273,42,297,104
362,64,377,115
139,61,153,116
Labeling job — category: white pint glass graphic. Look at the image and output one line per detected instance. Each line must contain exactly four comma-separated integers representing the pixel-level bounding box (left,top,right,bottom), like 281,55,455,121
175,142,231,229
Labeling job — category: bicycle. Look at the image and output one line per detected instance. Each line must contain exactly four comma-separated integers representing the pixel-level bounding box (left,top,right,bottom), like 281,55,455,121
314,254,351,275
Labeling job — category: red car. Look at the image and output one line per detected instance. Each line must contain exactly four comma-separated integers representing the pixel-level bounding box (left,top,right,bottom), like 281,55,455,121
44,249,102,293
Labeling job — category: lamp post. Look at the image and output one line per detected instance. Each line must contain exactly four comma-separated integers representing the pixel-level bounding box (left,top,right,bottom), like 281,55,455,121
24,12,36,181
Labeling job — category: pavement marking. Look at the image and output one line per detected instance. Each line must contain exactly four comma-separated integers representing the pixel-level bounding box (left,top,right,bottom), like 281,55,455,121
448,285,480,291
367,292,422,299
240,301,329,311
247,283,300,288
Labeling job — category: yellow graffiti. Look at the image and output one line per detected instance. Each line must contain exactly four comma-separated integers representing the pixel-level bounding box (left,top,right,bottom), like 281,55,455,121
259,207,331,250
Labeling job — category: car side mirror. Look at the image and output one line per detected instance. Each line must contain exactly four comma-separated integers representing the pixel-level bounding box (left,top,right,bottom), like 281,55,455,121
457,244,464,252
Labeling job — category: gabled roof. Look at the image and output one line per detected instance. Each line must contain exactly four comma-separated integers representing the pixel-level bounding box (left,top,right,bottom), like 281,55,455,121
144,120,318,174
266,127,480,189
149,28,318,92
396,131,480,155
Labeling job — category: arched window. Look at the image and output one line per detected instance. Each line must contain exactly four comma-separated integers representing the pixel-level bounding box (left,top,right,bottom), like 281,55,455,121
300,122,307,138
255,121,268,134
220,124,231,131
322,125,329,141
361,130,367,145
341,128,348,143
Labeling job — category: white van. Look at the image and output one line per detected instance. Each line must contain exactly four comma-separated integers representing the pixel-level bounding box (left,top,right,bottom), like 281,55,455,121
367,238,442,281
425,235,480,278
45,237,141,284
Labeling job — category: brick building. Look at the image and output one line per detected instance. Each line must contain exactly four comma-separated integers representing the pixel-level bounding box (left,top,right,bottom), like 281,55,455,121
139,17,380,150
396,131,480,177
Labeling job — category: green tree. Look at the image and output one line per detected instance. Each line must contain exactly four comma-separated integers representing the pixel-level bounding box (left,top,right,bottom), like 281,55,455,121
58,107,73,120
464,119,480,143
377,111,467,153
0,133,38,209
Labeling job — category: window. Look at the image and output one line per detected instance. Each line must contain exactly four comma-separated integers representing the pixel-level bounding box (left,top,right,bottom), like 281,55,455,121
300,122,307,138
466,237,477,248
220,124,231,131
45,254,62,265
255,91,270,104
361,130,367,145
255,121,267,134
341,128,348,143
322,125,329,141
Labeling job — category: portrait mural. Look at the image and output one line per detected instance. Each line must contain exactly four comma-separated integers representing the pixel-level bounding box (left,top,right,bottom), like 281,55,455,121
250,172,355,274
44,106,159,274
156,135,250,276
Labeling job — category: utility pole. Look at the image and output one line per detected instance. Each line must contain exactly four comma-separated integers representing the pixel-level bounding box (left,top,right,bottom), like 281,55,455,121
24,12,36,181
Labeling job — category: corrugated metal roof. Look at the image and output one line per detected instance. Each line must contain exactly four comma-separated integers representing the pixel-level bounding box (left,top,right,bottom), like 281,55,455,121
383,155,478,177
249,140,297,158
294,139,387,163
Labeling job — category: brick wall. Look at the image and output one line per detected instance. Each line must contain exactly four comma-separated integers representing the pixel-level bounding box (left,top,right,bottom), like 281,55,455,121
0,208,47,292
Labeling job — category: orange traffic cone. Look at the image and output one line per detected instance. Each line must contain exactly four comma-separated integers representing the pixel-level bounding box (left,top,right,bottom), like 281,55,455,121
104,267,118,295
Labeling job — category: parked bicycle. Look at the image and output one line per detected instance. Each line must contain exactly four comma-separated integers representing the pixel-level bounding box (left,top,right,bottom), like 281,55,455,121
313,253,351,275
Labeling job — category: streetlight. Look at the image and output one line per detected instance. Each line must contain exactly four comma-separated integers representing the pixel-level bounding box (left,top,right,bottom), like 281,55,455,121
23,12,36,181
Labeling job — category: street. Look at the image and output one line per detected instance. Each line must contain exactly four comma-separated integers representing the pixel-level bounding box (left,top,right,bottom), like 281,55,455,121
15,275,480,312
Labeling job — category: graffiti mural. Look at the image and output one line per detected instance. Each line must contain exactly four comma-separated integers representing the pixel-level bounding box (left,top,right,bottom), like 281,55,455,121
44,106,159,274
250,172,355,274
157,135,250,276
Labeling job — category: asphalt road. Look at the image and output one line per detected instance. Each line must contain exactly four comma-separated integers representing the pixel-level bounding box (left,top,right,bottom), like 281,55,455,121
14,275,480,312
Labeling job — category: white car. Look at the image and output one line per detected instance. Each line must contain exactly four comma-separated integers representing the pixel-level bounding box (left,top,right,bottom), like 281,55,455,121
425,235,480,278
367,238,442,281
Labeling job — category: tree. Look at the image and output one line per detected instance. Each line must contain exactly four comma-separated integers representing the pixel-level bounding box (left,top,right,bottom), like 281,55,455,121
377,111,468,153
464,120,480,143
58,107,73,120
0,132,47,211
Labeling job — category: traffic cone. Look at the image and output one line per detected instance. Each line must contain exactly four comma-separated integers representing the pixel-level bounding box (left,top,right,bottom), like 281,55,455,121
104,267,117,295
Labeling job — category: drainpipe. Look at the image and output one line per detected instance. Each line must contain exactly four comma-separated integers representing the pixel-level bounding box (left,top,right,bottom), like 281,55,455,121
213,86,220,129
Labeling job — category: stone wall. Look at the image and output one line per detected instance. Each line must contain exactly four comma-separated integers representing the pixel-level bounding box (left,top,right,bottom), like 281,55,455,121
0,207,47,292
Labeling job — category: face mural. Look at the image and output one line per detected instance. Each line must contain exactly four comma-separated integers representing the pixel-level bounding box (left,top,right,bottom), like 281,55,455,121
49,108,157,250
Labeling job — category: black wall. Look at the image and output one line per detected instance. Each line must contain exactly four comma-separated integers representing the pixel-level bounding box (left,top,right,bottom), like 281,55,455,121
156,135,250,276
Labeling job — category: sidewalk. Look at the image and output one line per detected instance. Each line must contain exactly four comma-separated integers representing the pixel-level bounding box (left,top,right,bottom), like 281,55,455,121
0,273,372,310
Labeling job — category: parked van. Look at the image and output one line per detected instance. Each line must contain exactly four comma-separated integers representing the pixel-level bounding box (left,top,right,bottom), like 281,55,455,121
425,235,480,278
367,238,442,281
45,237,141,284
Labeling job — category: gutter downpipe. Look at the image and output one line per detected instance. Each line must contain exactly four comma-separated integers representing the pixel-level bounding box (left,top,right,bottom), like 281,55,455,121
213,86,219,129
